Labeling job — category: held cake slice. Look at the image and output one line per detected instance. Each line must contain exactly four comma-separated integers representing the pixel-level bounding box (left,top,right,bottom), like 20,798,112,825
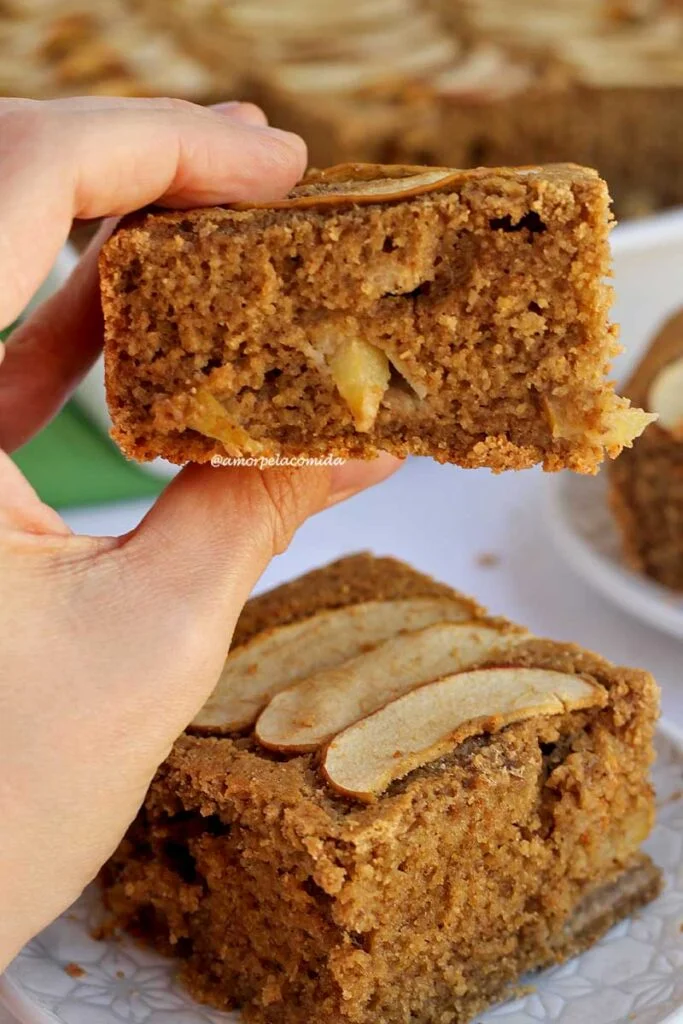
102,553,662,1024
100,162,654,473
609,307,683,589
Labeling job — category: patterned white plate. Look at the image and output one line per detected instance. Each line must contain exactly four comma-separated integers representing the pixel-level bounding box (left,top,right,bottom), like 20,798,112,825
546,472,683,641
2,722,683,1024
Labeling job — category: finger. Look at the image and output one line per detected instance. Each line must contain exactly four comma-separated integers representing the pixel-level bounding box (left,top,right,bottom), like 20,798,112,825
0,103,272,450
327,455,405,506
0,223,111,453
0,96,304,439
211,100,269,127
0,340,70,526
0,451,71,534
0,97,307,329
122,455,402,631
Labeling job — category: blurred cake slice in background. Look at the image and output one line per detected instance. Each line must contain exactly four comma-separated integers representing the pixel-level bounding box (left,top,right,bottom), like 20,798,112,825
2,0,683,214
0,0,222,101
250,0,683,215
609,307,683,590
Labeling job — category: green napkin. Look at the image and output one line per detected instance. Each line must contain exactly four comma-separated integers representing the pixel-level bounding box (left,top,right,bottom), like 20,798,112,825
12,401,164,508
4,318,164,508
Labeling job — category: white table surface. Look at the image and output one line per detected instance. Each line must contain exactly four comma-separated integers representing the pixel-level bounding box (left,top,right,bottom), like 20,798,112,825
58,459,683,719
2,449,683,1024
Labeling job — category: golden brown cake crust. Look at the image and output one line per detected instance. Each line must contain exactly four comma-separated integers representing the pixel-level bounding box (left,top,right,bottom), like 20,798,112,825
101,162,650,474
232,552,482,647
101,554,661,1024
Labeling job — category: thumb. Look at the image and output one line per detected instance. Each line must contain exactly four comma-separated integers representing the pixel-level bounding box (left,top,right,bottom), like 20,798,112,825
121,456,401,629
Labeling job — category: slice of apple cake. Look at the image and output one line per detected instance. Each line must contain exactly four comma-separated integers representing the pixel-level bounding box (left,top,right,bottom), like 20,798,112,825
102,553,662,1024
100,162,654,473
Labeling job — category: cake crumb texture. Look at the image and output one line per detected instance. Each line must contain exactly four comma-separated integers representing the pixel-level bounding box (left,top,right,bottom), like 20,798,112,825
101,163,653,474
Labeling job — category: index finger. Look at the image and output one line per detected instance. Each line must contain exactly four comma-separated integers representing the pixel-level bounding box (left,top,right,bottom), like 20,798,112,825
0,96,307,330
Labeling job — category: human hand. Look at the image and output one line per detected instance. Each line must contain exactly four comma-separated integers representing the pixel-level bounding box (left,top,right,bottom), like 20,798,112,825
0,97,400,968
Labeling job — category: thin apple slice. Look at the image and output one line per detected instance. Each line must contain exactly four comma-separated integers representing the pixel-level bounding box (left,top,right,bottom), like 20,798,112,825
231,167,464,211
190,596,474,733
255,621,528,753
323,667,607,802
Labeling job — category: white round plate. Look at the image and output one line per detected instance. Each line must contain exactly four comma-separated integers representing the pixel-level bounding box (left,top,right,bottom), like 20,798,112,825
546,472,683,641
2,725,683,1024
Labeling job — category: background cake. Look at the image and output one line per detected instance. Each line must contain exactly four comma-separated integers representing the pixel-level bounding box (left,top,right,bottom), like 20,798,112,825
1,0,683,215
0,0,219,101
609,307,683,590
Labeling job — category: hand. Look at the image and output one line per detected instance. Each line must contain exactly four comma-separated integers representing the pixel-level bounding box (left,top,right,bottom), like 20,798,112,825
0,97,400,969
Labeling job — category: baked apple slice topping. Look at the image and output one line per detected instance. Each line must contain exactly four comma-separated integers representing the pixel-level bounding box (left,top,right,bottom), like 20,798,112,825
322,667,607,801
189,595,474,733
255,620,528,752
231,166,463,211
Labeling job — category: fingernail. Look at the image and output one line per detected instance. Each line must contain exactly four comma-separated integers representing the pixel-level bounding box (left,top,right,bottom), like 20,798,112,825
248,124,308,173
211,101,268,127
